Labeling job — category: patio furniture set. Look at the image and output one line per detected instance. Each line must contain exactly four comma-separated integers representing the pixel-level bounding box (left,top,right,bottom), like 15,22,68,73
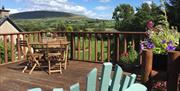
19,37,70,74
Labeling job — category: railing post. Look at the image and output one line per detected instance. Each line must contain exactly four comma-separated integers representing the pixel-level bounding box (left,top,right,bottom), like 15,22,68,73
141,49,153,83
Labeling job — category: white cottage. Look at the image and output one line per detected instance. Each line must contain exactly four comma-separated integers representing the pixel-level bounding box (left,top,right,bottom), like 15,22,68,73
0,8,23,43
0,16,23,34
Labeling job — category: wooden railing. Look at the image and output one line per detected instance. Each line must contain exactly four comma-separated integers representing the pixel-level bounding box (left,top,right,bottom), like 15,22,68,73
0,31,147,65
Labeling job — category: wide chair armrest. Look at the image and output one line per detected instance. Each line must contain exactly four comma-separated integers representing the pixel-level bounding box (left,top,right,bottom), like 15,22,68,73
125,83,147,91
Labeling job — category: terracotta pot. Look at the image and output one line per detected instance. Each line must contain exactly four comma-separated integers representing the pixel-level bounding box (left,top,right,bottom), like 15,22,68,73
153,54,168,71
117,62,135,72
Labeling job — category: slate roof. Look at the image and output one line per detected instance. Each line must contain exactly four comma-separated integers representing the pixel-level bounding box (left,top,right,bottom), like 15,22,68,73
0,16,23,32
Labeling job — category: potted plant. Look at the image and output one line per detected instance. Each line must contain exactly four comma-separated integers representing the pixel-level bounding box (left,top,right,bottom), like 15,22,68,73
119,42,138,71
140,0,180,71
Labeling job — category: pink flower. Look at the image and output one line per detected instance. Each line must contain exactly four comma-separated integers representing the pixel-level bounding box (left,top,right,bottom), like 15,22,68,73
147,20,154,29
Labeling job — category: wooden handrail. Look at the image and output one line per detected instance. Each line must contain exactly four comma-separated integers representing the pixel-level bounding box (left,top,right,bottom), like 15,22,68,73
2,31,175,65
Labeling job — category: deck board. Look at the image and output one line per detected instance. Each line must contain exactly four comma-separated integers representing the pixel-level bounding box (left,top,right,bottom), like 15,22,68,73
0,61,102,91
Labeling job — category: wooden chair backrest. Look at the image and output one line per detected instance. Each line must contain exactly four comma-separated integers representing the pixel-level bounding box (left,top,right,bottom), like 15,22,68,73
19,40,39,66
19,40,29,57
28,62,147,91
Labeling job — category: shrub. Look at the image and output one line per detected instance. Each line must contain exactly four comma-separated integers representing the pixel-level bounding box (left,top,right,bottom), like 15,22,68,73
0,40,12,63
119,42,138,64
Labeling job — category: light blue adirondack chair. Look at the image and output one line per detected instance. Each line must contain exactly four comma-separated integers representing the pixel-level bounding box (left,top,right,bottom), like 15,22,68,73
28,62,147,91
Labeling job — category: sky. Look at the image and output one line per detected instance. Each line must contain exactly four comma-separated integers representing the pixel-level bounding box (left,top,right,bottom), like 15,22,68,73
0,0,161,20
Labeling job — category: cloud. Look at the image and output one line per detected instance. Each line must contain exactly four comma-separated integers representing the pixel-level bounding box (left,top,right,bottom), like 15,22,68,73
94,13,112,20
8,8,20,14
9,0,111,19
95,6,110,10
16,0,97,18
99,0,111,3
144,0,152,5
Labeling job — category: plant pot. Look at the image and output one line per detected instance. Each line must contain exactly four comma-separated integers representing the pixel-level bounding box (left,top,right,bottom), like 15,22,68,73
117,62,135,72
153,54,168,71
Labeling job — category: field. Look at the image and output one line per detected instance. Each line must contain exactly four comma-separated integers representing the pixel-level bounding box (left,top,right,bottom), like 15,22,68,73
14,17,115,32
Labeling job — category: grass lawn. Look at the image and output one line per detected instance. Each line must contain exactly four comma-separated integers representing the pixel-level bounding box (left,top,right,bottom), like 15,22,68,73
74,37,108,62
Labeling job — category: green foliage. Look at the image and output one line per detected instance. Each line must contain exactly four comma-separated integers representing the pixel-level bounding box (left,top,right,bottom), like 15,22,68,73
134,3,162,32
113,3,162,32
56,20,66,31
14,17,115,32
112,4,134,31
166,0,180,31
66,25,73,32
93,21,105,31
0,40,12,63
120,42,138,64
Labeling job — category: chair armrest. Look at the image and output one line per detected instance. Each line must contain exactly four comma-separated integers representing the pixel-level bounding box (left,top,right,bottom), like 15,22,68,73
125,83,147,91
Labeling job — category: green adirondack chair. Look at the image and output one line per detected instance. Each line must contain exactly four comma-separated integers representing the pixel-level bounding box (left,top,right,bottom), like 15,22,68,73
28,62,147,91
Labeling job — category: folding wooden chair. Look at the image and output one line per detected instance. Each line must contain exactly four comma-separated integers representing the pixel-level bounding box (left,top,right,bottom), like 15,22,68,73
59,43,69,70
46,41,63,74
20,40,43,74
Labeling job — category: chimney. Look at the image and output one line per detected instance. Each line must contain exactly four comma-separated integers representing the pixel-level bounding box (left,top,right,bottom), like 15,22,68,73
0,6,10,17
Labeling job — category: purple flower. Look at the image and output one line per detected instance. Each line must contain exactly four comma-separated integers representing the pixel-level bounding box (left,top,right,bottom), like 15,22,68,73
168,40,173,44
162,40,166,44
147,21,154,29
166,45,176,51
147,42,154,49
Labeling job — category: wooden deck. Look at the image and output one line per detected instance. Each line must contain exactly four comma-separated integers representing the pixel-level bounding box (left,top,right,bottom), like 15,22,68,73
0,61,103,91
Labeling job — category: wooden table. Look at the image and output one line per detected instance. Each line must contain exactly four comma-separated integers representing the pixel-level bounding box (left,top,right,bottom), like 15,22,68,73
29,41,70,74
29,41,70,53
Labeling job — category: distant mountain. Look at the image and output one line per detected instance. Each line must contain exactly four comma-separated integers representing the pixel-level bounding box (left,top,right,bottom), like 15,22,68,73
9,10,84,19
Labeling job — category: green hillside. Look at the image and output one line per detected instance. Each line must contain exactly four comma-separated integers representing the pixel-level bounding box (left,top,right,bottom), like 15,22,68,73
9,10,86,19
10,11,115,32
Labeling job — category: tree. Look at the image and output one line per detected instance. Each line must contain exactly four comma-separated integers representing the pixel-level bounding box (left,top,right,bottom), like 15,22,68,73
133,3,162,32
166,0,180,31
112,4,134,31
66,25,73,32
56,20,66,31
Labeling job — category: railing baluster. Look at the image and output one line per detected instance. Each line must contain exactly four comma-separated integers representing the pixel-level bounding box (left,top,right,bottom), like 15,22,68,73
17,34,21,61
28,34,31,43
101,34,104,62
132,35,135,50
124,35,127,53
116,34,120,62
107,34,110,62
83,33,85,60
3,35,8,63
95,34,98,62
71,33,75,60
77,33,80,60
10,35,15,62
139,36,143,64
88,34,91,61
